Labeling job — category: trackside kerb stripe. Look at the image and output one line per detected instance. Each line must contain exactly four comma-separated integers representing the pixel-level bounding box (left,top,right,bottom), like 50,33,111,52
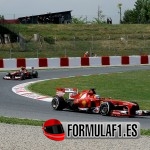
12,80,53,102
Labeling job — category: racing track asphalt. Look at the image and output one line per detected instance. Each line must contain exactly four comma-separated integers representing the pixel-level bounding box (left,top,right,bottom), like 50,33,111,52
0,66,150,129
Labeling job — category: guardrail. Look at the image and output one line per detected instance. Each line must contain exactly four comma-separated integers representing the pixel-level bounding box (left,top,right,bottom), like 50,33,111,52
0,55,149,70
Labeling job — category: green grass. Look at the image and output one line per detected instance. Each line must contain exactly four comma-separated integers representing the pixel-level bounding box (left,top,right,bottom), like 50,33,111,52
141,129,150,136
28,70,150,110
5,24,150,37
1,24,150,58
0,116,44,126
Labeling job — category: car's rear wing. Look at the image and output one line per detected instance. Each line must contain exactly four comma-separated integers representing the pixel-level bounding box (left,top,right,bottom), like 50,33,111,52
56,88,78,98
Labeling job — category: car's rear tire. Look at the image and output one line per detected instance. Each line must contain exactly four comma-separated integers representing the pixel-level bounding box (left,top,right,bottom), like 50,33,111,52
29,73,33,79
99,102,114,116
51,96,67,110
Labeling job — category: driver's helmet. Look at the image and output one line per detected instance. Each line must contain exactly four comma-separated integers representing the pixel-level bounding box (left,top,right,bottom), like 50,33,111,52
20,67,26,72
21,67,25,70
88,88,96,95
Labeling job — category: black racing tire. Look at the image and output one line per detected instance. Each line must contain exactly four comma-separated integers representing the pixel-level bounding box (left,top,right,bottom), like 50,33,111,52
99,101,114,116
130,101,140,110
32,71,38,78
20,73,25,80
12,75,15,80
29,73,33,79
130,101,140,116
51,96,67,110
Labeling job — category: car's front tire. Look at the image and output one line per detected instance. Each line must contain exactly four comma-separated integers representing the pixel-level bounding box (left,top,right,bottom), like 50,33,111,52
33,71,38,78
130,101,140,116
20,73,25,80
99,102,113,116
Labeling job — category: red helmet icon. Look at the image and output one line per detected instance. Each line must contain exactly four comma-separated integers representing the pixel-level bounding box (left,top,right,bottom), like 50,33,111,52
42,119,65,141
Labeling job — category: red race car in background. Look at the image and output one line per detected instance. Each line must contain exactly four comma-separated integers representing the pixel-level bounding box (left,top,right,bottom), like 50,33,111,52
3,67,38,80
51,88,150,117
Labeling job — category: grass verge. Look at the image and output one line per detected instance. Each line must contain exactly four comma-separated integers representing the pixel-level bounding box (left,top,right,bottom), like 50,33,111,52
0,116,44,126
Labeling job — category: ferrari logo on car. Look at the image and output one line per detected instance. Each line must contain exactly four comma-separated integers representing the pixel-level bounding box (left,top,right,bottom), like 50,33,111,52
82,100,87,107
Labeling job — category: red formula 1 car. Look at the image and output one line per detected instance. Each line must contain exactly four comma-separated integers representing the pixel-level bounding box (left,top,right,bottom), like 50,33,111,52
3,67,38,80
51,88,150,117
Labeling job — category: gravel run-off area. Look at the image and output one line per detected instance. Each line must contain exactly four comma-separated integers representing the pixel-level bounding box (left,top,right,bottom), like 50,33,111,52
0,123,150,150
